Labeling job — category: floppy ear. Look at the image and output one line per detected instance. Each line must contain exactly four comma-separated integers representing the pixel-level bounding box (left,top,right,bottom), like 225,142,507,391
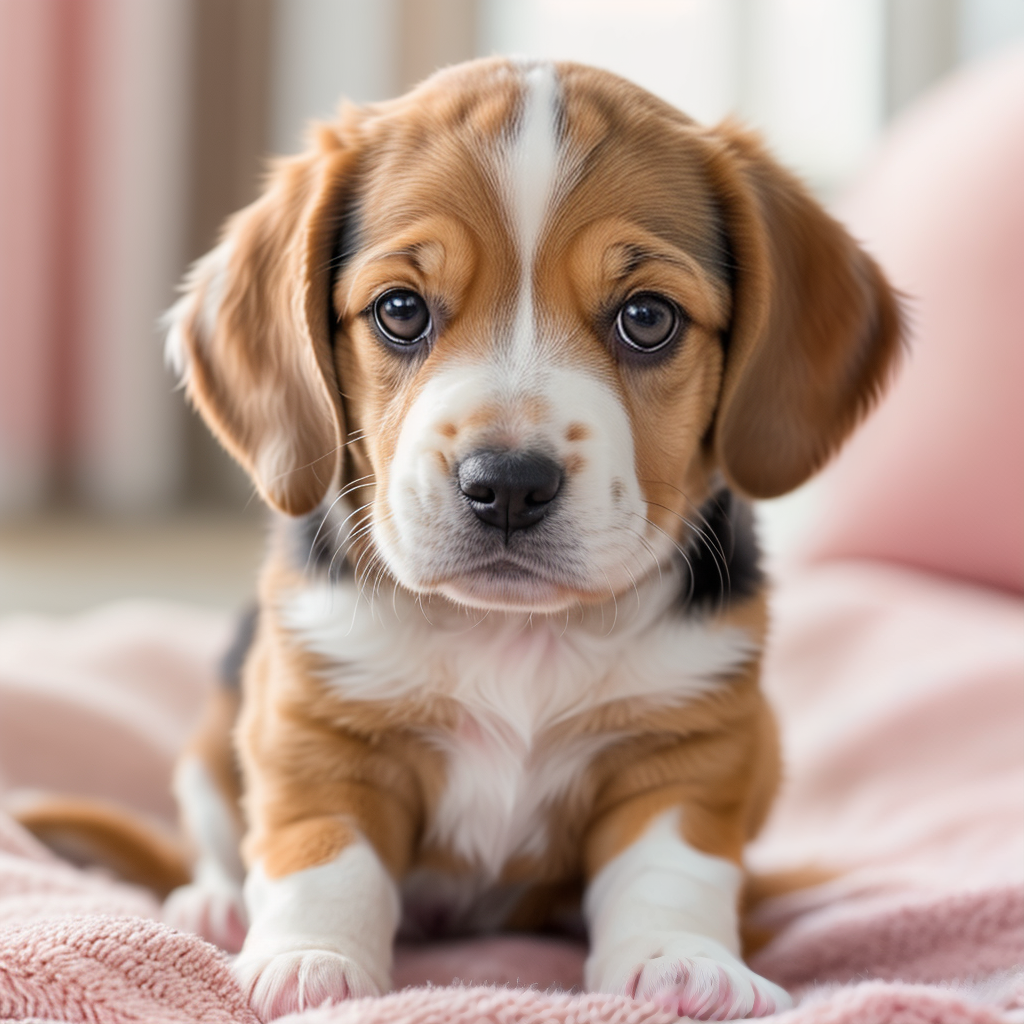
165,126,357,516
703,123,902,499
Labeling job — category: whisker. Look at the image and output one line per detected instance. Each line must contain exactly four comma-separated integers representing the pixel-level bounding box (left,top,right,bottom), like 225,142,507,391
261,441,345,490
354,546,383,607
370,557,392,619
641,492,732,608
621,559,642,616
328,506,376,579
599,568,619,637
627,525,663,583
336,498,377,535
305,473,376,574
631,511,698,605
391,573,402,617
415,592,434,627
673,502,731,613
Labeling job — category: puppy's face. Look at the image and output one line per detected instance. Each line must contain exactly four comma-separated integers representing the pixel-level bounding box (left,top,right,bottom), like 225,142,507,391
336,64,730,611
168,59,900,613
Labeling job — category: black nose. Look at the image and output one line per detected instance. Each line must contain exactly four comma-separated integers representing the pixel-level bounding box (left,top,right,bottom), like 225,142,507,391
458,450,563,535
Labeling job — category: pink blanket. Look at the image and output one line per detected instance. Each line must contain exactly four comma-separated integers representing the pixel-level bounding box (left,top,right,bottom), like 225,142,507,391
0,559,1021,1023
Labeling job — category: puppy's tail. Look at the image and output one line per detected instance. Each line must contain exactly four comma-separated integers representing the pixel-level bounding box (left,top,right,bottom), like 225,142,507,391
741,866,839,957
12,795,190,898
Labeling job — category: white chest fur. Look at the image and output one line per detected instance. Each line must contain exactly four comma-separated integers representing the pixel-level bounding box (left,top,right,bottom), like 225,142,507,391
283,572,756,878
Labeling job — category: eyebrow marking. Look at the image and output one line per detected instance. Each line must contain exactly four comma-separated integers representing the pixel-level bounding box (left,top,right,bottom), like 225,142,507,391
360,248,422,267
607,243,703,281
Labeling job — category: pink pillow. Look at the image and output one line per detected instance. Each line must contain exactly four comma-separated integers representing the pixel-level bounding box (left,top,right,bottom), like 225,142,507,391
806,46,1024,595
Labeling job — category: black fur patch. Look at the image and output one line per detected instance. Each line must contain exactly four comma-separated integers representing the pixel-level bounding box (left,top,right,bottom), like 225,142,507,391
676,489,763,612
219,605,258,691
287,507,352,582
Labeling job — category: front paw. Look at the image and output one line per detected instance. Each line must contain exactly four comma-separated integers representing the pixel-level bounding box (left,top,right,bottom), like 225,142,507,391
163,879,248,953
588,934,791,1020
234,949,382,1021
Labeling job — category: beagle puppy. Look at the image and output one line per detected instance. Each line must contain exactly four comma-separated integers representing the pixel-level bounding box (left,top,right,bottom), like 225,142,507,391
163,58,900,1021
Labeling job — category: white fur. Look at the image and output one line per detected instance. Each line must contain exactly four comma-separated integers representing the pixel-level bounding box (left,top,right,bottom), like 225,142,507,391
162,239,233,380
377,360,655,611
172,755,244,880
163,756,247,952
284,566,756,879
431,727,621,876
585,809,791,1018
236,840,400,1017
506,62,561,368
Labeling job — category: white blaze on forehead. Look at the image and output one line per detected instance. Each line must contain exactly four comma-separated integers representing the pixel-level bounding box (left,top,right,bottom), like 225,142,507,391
511,63,561,266
506,62,562,365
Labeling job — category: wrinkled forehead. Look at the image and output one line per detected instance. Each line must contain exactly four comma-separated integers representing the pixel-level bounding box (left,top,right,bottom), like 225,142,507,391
350,59,727,282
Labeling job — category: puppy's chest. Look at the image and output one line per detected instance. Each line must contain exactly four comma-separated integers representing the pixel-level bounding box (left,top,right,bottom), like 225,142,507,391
417,694,616,878
286,582,755,878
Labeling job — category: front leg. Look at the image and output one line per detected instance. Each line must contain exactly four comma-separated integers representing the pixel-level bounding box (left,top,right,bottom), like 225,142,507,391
231,624,422,1020
236,816,401,1020
584,805,790,1020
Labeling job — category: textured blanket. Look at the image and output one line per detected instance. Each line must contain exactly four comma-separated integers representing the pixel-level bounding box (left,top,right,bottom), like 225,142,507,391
1,559,1021,1023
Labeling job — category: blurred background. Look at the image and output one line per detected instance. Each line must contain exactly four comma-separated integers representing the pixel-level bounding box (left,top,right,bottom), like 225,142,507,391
1,0,1022,614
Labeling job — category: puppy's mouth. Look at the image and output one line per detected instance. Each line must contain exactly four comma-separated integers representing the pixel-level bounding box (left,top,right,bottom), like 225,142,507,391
475,557,546,578
435,555,596,612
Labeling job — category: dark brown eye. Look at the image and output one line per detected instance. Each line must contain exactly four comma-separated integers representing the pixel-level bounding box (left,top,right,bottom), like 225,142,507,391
615,293,681,352
373,289,431,344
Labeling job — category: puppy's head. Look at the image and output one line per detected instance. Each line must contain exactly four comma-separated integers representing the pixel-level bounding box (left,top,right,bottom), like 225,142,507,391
167,59,900,613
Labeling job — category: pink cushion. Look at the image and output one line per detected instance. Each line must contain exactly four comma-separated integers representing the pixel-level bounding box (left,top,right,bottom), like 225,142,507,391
807,47,1024,594
748,561,1024,990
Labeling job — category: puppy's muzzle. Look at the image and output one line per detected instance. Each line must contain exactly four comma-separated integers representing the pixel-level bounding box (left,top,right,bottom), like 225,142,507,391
457,450,563,537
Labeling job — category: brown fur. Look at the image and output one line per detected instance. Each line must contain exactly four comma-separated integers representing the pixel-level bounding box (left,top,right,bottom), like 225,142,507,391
232,551,776,917
166,57,900,948
15,797,189,897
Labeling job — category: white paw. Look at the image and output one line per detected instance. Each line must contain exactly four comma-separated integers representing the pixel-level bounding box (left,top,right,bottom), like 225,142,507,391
234,949,382,1021
163,878,248,953
588,934,791,1020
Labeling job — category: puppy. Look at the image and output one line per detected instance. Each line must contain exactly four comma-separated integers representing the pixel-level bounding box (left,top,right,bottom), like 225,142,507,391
163,58,900,1021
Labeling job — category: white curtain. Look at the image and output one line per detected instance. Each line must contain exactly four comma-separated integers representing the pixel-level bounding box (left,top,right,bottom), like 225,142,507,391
478,0,886,198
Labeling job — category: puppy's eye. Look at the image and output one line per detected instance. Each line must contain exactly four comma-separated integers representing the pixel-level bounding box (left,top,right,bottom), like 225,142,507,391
373,289,431,345
615,293,682,353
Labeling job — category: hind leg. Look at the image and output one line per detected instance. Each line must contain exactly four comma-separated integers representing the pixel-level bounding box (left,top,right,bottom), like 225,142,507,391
163,685,248,951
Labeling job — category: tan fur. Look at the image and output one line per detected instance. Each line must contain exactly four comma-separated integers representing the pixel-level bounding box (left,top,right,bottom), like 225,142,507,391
180,130,358,515
15,797,189,897
163,57,900,969
703,122,904,498
234,547,776,916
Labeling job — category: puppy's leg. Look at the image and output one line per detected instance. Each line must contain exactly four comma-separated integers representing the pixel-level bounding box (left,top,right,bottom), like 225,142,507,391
232,706,416,1020
583,699,792,1021
585,804,789,1019
235,814,403,1020
163,686,248,952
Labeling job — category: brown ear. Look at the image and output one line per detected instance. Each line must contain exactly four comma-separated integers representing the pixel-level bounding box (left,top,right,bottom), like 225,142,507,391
165,126,357,515
703,123,902,499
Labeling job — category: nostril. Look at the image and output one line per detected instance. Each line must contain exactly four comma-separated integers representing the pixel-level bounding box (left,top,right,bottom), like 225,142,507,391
462,482,496,504
526,480,560,506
